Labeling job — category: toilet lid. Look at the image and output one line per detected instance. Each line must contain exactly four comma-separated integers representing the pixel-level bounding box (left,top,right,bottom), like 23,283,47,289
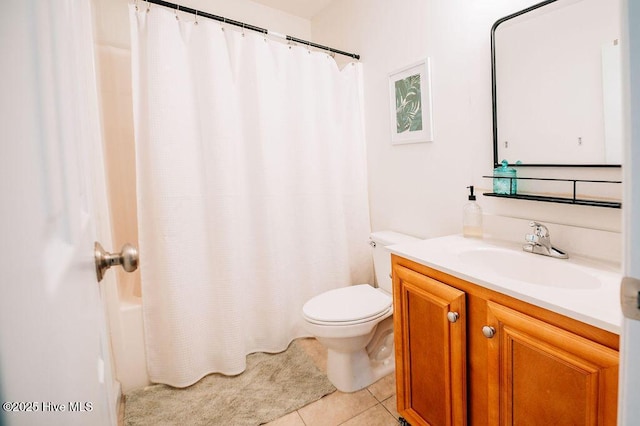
302,284,392,324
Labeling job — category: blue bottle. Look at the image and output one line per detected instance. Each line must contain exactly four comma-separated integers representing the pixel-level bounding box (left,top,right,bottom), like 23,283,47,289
493,160,518,195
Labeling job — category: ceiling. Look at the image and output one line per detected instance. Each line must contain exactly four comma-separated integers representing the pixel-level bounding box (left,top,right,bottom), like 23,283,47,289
249,0,335,19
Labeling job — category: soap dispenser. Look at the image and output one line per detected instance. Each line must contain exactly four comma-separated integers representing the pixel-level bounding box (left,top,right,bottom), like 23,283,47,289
463,186,483,238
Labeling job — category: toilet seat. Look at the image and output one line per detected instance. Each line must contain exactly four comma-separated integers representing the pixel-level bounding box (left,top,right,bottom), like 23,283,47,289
303,284,392,326
305,306,392,326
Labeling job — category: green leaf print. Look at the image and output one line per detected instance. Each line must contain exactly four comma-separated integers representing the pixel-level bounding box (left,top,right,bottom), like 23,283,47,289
395,74,423,134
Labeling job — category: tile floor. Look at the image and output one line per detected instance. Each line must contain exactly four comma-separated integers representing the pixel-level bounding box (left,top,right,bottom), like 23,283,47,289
119,337,400,426
266,338,400,426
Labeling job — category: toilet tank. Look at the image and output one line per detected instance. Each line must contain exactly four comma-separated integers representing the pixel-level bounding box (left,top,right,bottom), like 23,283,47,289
370,231,421,294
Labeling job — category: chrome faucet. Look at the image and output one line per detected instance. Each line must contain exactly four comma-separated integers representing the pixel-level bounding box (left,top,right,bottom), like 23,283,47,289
523,221,568,259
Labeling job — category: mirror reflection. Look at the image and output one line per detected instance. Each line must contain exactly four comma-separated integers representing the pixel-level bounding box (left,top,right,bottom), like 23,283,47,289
492,0,622,166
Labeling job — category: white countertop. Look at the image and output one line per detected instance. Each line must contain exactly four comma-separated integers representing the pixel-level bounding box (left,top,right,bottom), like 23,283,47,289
388,235,623,334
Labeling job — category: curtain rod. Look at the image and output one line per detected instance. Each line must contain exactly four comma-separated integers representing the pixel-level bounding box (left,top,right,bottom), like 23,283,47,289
142,0,361,60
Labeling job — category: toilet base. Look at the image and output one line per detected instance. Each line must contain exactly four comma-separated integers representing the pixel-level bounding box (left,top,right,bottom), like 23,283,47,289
321,317,395,392
326,347,395,392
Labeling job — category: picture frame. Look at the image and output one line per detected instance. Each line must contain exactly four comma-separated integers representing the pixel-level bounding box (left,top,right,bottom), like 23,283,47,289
388,58,434,145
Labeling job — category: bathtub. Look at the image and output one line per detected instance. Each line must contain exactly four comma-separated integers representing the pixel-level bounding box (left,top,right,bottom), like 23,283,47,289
109,294,150,393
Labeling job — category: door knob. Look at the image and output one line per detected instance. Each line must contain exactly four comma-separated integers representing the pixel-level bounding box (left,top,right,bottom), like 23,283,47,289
447,312,460,323
94,242,139,282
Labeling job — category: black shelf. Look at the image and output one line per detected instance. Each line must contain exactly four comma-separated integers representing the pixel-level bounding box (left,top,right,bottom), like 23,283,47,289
483,192,621,208
481,176,622,209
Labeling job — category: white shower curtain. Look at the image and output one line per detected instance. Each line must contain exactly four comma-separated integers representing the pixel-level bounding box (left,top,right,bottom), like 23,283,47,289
129,5,373,387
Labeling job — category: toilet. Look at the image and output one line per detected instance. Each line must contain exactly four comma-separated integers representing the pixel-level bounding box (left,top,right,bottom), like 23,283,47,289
302,231,420,392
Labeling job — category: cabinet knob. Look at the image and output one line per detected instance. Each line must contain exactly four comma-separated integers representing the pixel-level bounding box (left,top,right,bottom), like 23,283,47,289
447,312,460,323
482,326,496,338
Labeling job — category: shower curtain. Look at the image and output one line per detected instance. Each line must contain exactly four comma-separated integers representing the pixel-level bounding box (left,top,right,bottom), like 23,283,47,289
129,5,373,387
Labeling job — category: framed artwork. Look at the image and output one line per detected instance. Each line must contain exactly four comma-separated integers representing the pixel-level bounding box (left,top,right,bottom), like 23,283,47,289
388,59,434,144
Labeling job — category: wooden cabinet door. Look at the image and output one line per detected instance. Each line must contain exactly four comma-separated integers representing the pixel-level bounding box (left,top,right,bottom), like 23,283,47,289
485,301,618,426
393,265,467,426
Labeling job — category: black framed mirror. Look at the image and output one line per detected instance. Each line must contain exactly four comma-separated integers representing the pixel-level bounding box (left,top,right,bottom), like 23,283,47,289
491,0,622,168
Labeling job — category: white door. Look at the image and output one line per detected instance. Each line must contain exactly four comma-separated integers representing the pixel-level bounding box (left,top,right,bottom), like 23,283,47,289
0,1,117,425
619,0,640,423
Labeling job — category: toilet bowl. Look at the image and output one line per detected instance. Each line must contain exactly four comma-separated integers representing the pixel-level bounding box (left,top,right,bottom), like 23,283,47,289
302,231,419,392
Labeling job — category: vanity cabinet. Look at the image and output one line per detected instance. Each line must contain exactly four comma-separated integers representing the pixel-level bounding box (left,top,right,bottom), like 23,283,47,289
485,301,618,425
393,265,467,426
392,255,619,426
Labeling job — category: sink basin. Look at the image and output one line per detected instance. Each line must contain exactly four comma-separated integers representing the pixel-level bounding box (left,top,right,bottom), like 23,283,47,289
458,247,601,289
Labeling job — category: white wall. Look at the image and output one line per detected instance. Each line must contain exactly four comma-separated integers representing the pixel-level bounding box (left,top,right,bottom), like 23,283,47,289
312,0,623,246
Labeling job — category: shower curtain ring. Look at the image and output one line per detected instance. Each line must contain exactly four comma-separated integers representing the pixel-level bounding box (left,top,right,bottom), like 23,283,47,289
135,0,138,11
242,23,245,37
194,9,198,25
175,5,180,20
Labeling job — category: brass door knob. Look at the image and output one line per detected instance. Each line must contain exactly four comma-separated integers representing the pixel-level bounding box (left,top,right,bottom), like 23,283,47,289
94,242,139,282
